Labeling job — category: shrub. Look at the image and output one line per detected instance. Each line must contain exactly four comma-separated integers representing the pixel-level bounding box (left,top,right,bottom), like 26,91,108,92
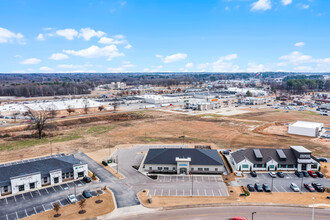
102,161,108,166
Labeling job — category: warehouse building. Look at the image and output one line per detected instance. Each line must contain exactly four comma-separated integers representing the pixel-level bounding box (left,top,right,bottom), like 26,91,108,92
0,154,88,197
230,146,320,172
143,148,224,174
288,121,324,137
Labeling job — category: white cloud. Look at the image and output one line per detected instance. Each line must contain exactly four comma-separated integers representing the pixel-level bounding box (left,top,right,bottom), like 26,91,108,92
301,4,309,9
122,61,136,68
49,53,69,60
124,44,132,49
63,45,124,60
198,54,240,72
107,67,125,72
98,36,127,45
185,62,194,68
57,64,93,69
158,53,187,63
251,0,272,11
0,27,24,44
279,51,313,65
40,66,53,72
247,62,265,72
36,33,45,41
20,58,41,65
56,28,78,40
294,42,305,47
79,28,105,41
281,0,292,6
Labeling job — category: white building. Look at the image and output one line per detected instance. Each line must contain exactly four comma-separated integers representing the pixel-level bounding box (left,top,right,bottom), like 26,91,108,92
0,154,88,197
288,121,324,137
138,95,180,104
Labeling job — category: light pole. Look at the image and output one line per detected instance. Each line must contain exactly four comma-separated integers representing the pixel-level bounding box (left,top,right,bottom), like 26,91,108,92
74,183,77,198
116,154,119,174
300,174,304,194
190,171,193,197
312,197,315,220
252,212,256,220
271,176,274,194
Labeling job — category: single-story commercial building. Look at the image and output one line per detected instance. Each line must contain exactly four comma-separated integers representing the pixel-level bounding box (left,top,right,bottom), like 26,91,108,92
230,146,320,172
0,154,88,197
143,148,224,174
288,121,324,137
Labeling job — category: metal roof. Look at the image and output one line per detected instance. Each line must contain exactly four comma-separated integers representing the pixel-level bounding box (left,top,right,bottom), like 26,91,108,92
290,146,312,153
144,148,223,166
290,121,323,129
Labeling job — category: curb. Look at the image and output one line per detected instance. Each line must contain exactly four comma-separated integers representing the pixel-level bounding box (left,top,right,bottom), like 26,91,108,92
108,188,118,210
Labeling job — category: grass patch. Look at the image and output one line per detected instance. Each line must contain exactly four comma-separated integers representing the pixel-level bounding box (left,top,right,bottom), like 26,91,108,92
87,125,115,135
299,111,319,116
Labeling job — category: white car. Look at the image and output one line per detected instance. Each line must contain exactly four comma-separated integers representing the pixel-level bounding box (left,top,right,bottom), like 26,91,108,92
290,183,300,192
67,194,78,203
269,172,276,178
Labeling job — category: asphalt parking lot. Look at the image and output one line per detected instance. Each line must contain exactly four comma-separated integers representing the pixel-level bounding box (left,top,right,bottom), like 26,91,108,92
236,172,330,193
149,175,228,196
0,180,103,220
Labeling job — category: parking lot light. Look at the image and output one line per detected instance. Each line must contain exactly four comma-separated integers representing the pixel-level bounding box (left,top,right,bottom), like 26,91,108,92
252,211,256,220
300,175,303,194
312,197,315,220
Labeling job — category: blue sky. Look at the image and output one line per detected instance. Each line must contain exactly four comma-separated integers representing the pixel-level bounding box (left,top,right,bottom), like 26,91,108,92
0,0,329,73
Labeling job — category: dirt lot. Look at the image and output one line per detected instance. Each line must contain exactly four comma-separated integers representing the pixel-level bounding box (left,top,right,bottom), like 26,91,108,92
24,189,115,220
0,109,329,164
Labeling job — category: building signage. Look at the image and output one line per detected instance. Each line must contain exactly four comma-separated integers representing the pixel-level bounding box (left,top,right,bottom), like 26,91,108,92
300,154,311,159
178,164,188,166
75,165,85,169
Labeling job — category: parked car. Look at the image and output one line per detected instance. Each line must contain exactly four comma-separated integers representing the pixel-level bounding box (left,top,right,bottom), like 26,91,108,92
295,171,303,178
82,190,92,198
302,171,309,177
276,172,284,178
223,149,231,155
231,217,248,220
319,158,328,162
263,183,271,192
67,194,78,203
269,172,276,178
250,171,257,177
83,176,91,183
304,183,315,192
316,171,324,178
290,183,300,192
247,184,255,192
312,183,325,192
254,183,263,192
61,116,66,118
308,171,318,178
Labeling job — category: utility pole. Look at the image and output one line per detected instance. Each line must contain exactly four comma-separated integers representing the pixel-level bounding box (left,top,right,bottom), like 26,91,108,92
312,197,315,220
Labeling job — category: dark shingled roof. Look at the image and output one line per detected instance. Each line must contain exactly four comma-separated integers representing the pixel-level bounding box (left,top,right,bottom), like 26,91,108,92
231,148,298,165
144,148,223,166
0,155,83,186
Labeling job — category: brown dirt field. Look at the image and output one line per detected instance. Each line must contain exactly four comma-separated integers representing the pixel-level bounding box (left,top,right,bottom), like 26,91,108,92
24,189,115,220
0,109,329,164
320,162,330,179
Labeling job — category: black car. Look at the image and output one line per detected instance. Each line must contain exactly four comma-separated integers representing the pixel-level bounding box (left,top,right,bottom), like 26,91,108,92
315,171,324,178
82,190,92,198
254,183,263,192
302,171,309,177
262,183,271,192
277,172,284,178
247,184,255,192
250,171,257,177
295,171,303,178
319,158,328,162
83,176,91,183
312,183,325,192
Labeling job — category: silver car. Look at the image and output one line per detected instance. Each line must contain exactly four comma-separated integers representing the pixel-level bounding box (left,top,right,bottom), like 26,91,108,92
290,183,299,192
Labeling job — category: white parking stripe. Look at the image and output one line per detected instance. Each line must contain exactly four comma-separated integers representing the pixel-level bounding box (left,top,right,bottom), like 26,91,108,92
15,212,18,219
212,190,215,196
183,189,185,196
197,189,199,196
6,214,8,220
22,193,25,200
273,186,280,192
5,198,8,204
168,189,170,195
58,200,63,206
161,189,163,196
59,184,64,190
176,189,177,196
218,189,222,196
13,196,17,203
45,188,49,194
42,204,46,211
38,190,42,196
204,189,207,196
25,209,28,216
30,192,33,198
153,189,156,196
281,186,288,192
53,187,56,192
33,207,37,214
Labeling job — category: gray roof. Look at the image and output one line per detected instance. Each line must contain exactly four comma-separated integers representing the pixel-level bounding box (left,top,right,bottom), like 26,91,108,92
231,148,298,165
0,155,83,186
144,148,223,166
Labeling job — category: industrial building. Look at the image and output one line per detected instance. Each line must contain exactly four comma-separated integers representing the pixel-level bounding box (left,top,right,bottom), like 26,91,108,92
230,146,320,172
288,121,324,137
0,154,88,197
138,95,180,104
143,148,225,174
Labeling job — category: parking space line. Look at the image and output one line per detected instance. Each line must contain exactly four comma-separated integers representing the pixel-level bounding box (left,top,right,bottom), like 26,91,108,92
13,196,17,203
183,189,184,196
176,176,178,182
153,189,156,196
218,189,222,196
281,186,288,192
197,189,199,196
204,189,207,196
161,189,163,196
59,184,64,190
168,189,170,196
42,204,46,211
5,198,8,204
79,180,84,185
52,186,56,192
15,212,18,219
58,200,63,206
6,214,8,220
38,190,41,196
170,176,172,182
33,207,37,214
50,202,54,208
22,193,25,200
273,186,280,192
212,189,215,196
30,192,33,198
176,189,177,196
45,188,49,194
25,209,28,216
208,176,210,182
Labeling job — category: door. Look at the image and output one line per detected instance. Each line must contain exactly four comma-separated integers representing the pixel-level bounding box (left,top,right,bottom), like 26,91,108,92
179,168,187,174
301,164,307,171
54,177,59,184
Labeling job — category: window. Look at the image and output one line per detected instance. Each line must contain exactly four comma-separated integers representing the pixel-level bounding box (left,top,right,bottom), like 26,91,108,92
62,173,65,179
198,168,203,171
204,168,209,171
66,172,69,178
242,164,249,169
173,167,176,170
157,167,162,170
164,167,169,170
269,165,274,169
70,172,74,177
149,167,152,170
78,172,84,178
215,168,218,171
311,163,318,169
29,183,35,189
44,177,48,183
191,168,194,171
4,186,8,192
18,185,25,192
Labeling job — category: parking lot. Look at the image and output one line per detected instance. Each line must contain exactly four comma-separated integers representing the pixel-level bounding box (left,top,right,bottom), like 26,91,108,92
0,180,103,220
237,172,330,193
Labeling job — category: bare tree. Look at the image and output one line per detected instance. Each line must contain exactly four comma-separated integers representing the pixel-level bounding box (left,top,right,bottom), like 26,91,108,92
49,108,58,119
53,203,61,217
83,99,89,114
27,108,52,139
78,198,86,214
66,106,75,115
98,106,105,111
12,111,19,123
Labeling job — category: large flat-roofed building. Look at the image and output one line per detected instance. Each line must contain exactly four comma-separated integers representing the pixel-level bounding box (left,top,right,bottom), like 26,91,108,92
288,121,324,137
143,148,224,174
0,154,88,197
230,146,320,172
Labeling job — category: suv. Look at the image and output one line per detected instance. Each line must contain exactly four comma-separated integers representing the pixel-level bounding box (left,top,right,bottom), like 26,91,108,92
269,172,276,178
311,183,325,192
250,171,257,177
308,171,317,178
254,183,263,192
315,172,324,178
302,171,309,177
295,171,303,178
262,183,271,192
319,158,328,162
82,190,92,198
290,183,299,192
83,176,92,183
276,172,284,178
304,183,315,192
247,184,255,192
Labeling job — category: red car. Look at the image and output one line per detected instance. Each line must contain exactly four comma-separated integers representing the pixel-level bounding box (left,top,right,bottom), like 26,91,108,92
231,218,248,220
308,171,317,178
304,183,315,192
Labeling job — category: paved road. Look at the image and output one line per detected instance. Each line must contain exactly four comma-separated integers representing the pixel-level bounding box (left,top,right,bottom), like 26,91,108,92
114,206,330,220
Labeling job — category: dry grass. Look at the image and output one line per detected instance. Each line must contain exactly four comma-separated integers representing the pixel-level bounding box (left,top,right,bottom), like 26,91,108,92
24,189,115,220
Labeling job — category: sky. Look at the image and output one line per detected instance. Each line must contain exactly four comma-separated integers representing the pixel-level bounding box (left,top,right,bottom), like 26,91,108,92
0,0,330,73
